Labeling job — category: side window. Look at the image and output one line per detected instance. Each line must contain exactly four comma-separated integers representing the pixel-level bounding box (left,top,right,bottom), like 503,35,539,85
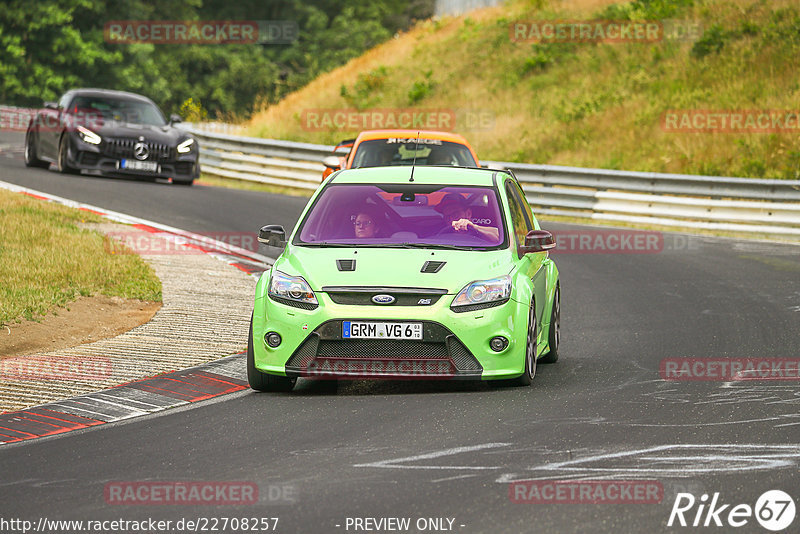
58,93,72,111
505,182,530,255
510,180,536,230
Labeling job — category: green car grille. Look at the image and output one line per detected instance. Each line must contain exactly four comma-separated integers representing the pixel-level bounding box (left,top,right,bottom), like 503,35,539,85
284,320,482,377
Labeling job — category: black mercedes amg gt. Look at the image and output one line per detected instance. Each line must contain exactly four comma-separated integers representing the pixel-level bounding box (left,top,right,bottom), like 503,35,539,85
24,88,199,185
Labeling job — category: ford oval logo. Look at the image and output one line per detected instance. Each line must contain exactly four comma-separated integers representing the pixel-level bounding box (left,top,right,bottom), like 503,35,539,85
371,294,396,305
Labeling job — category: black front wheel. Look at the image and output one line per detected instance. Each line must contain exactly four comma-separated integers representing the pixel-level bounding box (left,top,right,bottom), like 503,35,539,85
24,129,49,168
540,284,560,364
56,134,78,174
502,299,537,387
247,316,296,392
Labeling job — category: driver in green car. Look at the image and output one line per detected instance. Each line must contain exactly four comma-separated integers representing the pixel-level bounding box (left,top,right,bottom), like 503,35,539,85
435,193,500,241
352,208,383,239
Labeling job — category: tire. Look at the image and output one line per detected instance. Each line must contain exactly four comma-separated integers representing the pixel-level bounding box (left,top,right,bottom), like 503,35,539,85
540,284,560,364
504,299,537,387
247,316,295,392
56,134,78,174
24,129,49,168
173,178,194,186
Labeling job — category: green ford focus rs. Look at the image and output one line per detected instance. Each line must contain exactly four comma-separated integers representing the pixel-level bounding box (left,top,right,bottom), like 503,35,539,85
248,165,560,391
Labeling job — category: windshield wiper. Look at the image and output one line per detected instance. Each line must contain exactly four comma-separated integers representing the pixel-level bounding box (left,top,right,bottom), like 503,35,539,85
401,243,473,250
298,242,473,250
297,242,356,247
299,242,405,248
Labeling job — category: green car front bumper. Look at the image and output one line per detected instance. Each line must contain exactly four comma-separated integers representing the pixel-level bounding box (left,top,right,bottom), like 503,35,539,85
251,279,552,381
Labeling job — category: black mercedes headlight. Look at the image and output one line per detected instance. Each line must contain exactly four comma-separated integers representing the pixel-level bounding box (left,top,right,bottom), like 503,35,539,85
176,138,195,153
77,126,101,145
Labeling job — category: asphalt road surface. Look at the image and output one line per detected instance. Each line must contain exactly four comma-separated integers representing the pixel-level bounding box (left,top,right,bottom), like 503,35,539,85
2,130,799,533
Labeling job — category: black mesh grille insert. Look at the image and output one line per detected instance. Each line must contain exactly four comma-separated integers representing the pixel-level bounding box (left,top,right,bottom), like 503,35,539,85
421,261,446,273
269,296,319,310
336,259,356,271
285,334,319,368
447,336,482,371
317,340,448,359
451,298,509,313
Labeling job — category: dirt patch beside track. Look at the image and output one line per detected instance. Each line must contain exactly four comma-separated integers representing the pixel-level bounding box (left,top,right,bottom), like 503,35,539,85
0,296,161,359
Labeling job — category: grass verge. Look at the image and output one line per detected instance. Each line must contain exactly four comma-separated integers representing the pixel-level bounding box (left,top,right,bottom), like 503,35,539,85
0,189,162,326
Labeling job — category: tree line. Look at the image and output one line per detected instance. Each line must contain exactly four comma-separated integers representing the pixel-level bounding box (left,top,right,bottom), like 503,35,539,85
0,0,434,118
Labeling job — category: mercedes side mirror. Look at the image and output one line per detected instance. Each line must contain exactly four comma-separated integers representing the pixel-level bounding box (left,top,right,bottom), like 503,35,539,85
522,230,556,254
44,101,58,110
169,114,183,124
259,225,286,249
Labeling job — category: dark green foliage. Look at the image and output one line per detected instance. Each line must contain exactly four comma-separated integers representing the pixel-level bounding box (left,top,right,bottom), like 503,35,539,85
630,0,694,19
340,66,390,109
407,70,433,104
0,0,435,117
691,24,728,58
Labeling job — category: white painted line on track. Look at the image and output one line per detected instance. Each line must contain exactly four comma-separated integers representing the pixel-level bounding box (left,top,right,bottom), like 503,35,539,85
495,443,800,483
431,474,479,483
353,443,511,470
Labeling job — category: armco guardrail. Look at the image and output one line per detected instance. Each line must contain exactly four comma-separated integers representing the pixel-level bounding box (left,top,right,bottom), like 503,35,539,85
505,162,800,236
182,125,800,238
185,128,329,190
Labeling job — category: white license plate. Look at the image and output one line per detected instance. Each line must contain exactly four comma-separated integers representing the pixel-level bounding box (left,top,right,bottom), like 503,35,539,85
343,321,422,340
120,159,159,172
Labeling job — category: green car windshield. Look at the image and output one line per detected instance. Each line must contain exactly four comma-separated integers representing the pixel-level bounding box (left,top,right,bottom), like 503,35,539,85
296,184,506,249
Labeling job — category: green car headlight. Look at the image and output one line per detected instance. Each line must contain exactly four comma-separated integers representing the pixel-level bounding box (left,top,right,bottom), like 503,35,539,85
268,270,318,309
451,275,511,312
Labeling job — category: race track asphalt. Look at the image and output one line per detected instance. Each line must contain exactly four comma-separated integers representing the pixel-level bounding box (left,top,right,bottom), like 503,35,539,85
1,130,799,533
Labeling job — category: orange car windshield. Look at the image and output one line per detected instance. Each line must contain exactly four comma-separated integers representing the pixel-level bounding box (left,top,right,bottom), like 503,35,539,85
350,138,476,168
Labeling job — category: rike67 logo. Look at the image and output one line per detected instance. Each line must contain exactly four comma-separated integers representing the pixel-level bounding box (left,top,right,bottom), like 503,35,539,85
668,490,795,531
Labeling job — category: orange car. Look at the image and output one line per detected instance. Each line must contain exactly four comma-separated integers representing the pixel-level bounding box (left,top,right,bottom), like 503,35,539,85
322,129,480,179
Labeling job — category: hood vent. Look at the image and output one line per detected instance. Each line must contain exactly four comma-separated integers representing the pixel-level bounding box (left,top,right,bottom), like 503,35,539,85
421,261,446,273
336,259,356,271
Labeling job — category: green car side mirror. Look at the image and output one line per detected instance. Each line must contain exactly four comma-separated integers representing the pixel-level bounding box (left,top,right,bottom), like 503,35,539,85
258,225,286,249
522,230,556,254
